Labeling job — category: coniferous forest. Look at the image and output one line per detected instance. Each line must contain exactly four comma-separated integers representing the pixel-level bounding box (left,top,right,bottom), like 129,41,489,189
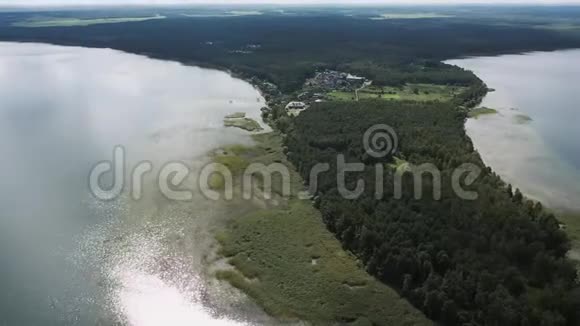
286,101,580,326
2,6,580,325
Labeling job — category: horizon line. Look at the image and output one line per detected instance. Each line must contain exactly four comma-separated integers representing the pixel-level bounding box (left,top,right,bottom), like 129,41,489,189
3,2,580,8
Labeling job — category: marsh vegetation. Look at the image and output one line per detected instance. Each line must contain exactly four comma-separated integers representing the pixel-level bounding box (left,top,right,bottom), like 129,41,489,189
213,133,430,325
2,6,580,326
467,107,499,118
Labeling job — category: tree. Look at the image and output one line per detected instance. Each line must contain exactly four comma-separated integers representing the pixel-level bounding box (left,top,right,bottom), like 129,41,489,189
424,291,444,320
513,188,523,204
286,100,578,326
441,300,458,325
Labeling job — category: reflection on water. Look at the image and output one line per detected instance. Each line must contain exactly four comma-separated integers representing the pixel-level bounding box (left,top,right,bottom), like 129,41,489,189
0,42,268,325
76,202,250,326
114,271,244,326
447,50,580,212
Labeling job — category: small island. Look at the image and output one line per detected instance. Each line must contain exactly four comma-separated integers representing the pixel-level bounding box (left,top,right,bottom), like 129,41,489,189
224,112,263,132
513,113,533,124
467,106,499,118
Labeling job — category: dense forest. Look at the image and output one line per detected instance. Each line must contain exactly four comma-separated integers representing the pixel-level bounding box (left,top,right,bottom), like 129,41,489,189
2,9,580,91
285,101,580,326
2,7,580,325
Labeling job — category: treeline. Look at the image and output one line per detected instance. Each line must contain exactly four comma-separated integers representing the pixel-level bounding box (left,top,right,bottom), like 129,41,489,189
453,82,489,108
285,101,580,325
2,13,580,91
341,61,483,88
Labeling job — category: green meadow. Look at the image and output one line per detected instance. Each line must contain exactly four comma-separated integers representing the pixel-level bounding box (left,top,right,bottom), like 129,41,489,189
371,13,455,20
13,15,165,28
328,84,466,103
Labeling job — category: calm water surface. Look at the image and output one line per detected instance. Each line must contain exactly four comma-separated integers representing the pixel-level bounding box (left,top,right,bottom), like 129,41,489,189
447,50,580,212
0,42,270,325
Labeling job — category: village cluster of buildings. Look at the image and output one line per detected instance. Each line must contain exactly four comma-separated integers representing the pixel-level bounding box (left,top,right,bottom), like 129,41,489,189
305,70,366,91
254,69,369,118
283,70,368,116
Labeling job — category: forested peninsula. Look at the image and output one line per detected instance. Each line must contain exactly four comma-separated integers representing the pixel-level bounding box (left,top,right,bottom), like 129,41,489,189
3,7,580,325
285,100,579,326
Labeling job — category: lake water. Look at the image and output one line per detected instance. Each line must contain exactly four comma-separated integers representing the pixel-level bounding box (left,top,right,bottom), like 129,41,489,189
447,50,580,212
0,42,270,325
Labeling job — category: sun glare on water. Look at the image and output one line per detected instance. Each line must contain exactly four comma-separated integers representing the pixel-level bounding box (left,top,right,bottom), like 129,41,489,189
78,207,249,326
113,270,246,326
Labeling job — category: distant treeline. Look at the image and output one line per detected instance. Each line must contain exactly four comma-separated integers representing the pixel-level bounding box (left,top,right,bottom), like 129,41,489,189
2,13,580,91
2,10,580,325
340,61,483,88
285,101,580,326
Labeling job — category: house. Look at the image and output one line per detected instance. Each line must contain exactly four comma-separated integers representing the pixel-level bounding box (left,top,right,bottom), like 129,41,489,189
285,101,307,110
286,101,308,117
346,74,366,87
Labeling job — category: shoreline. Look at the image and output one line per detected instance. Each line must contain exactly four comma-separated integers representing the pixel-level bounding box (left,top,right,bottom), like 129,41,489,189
3,40,577,322
465,111,580,215
451,51,580,262
455,65,580,215
210,132,431,325
445,46,580,62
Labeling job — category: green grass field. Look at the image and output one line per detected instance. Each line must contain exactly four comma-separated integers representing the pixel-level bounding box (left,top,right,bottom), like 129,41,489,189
13,15,165,27
328,84,466,103
327,90,358,101
228,10,264,16
559,213,580,248
181,11,263,18
371,13,454,20
213,132,430,325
